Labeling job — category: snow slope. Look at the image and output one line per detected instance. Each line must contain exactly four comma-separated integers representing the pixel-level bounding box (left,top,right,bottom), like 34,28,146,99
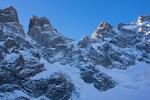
31,58,150,100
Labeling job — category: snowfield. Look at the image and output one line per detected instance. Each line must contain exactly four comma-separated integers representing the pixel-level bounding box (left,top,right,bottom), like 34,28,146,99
2,58,149,100
31,59,150,100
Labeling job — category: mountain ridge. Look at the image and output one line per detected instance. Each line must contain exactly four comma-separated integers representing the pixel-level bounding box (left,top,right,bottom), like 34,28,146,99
0,6,150,100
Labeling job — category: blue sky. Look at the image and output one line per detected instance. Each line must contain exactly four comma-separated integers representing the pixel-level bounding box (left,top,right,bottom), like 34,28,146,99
0,0,149,40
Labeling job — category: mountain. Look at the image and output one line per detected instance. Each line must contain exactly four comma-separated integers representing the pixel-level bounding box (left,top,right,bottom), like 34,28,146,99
0,7,150,100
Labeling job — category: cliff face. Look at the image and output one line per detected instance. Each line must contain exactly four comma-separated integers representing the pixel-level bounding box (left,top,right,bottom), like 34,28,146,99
0,6,19,23
0,7,150,100
0,7,74,100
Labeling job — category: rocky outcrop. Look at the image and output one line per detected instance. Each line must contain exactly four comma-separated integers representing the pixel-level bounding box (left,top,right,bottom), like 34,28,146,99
80,66,115,91
29,16,52,30
0,7,44,96
137,16,150,35
0,6,19,23
117,23,137,33
78,36,91,48
78,16,150,69
24,72,74,100
92,22,114,39
28,16,71,48
0,7,75,100
138,16,150,24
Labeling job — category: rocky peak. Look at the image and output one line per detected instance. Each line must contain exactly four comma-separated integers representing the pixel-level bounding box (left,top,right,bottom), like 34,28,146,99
0,6,19,23
92,22,113,39
28,16,71,47
29,16,53,31
28,16,55,37
98,22,113,30
78,35,91,47
0,7,25,39
137,16,150,35
137,16,150,24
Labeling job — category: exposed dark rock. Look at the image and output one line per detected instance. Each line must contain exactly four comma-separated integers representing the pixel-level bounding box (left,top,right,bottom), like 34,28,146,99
0,6,19,22
78,36,91,48
102,43,112,51
24,72,74,100
29,16,52,30
80,66,115,91
16,55,25,66
93,73,115,91
49,36,68,48
0,84,20,93
28,16,71,48
137,16,150,35
80,68,97,83
111,35,130,48
117,23,136,33
0,65,17,84
136,42,150,53
17,63,44,79
4,39,18,49
46,73,74,100
0,9,45,97
24,79,49,97
138,16,150,23
92,22,114,39
28,16,53,42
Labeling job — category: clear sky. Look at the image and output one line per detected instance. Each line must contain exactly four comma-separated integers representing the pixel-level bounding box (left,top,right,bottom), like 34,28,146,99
0,0,149,40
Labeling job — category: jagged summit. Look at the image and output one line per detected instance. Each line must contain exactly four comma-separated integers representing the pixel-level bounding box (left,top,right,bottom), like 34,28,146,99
28,15,72,48
92,22,113,39
29,15,53,31
0,6,19,23
0,6,150,100
0,7,24,37
92,16,150,40
138,16,150,23
137,16,150,35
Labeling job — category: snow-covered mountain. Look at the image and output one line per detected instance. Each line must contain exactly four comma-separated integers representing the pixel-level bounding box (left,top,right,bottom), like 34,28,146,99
0,7,150,100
